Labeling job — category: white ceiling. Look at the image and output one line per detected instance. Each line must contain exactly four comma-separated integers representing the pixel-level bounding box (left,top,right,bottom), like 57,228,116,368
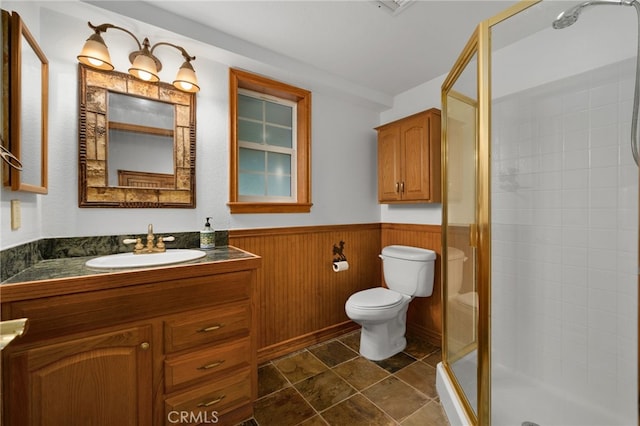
87,1,575,106
147,1,520,96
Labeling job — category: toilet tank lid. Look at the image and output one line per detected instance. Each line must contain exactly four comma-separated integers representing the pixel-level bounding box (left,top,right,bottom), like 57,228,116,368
381,245,436,261
448,247,466,261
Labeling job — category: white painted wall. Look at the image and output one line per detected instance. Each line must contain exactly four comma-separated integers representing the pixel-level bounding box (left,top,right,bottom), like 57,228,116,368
0,1,382,249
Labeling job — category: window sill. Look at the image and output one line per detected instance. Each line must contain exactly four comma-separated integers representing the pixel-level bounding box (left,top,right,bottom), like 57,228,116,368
228,202,312,214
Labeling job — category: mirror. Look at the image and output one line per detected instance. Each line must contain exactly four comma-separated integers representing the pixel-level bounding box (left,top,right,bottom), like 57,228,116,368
78,64,196,208
7,11,48,193
108,93,174,187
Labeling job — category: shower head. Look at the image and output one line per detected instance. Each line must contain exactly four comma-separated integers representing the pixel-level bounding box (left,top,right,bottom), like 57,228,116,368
552,3,583,29
552,0,634,29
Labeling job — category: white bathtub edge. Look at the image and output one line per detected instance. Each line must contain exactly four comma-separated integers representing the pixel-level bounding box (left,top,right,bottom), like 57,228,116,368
436,362,472,426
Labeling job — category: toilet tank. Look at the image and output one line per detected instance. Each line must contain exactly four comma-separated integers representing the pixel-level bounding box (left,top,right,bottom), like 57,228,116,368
381,245,436,297
447,246,467,297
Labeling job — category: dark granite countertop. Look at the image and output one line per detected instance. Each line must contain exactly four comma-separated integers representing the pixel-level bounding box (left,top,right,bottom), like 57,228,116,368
2,246,254,285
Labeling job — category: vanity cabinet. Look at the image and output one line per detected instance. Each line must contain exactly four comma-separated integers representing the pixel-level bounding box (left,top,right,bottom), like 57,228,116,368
1,253,260,426
376,108,441,203
5,325,153,425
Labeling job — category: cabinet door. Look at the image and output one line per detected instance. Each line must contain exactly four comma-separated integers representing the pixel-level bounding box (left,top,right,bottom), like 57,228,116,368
401,113,431,201
4,325,153,426
377,125,402,202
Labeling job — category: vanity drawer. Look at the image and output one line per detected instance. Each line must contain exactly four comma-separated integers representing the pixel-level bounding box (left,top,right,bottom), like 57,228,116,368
164,302,250,353
4,271,253,343
165,336,250,392
164,367,251,426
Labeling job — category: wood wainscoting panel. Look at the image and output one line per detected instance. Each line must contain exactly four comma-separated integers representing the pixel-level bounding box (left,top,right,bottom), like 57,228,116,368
380,223,442,346
230,224,381,362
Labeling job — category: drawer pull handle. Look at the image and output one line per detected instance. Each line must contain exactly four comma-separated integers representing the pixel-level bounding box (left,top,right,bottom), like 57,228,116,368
197,395,225,407
198,323,224,333
197,360,225,370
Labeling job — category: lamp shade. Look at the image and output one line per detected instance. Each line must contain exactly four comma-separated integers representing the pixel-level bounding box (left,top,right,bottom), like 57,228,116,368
173,61,200,93
129,53,160,82
77,33,114,70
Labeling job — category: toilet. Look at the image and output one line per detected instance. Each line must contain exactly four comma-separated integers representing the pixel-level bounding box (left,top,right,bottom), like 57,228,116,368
447,246,475,308
345,245,436,361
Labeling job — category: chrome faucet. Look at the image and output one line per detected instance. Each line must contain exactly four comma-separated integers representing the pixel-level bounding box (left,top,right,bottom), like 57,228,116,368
123,224,175,254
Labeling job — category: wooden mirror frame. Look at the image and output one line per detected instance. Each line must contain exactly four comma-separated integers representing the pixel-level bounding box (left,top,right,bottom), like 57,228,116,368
78,64,196,208
2,10,9,185
9,11,48,194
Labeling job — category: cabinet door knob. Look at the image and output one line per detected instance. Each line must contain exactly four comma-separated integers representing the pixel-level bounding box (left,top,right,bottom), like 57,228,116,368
140,342,150,350
197,360,225,370
395,182,400,193
198,323,224,333
197,395,225,407
400,181,405,193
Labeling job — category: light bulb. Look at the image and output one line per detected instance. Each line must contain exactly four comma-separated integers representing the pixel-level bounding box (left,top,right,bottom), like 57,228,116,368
137,70,152,81
87,57,105,67
179,81,193,91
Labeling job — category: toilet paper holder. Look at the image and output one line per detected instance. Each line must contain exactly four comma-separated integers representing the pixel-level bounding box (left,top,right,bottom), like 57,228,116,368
332,240,347,262
332,241,349,272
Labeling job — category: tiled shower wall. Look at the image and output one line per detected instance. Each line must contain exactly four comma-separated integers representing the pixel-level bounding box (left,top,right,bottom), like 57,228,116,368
491,58,638,420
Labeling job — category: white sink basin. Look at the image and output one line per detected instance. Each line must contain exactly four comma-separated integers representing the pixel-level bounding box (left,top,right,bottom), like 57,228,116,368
85,249,207,270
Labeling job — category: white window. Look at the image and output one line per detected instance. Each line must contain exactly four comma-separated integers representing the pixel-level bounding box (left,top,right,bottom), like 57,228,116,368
237,89,297,202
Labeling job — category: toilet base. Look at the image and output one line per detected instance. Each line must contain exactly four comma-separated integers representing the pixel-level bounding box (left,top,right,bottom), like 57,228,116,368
359,329,406,361
357,304,409,361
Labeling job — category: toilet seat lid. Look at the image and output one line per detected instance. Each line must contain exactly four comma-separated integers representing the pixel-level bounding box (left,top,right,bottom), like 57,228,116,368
348,287,404,309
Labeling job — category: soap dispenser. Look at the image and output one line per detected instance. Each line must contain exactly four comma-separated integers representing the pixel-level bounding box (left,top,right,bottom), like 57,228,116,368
200,217,215,249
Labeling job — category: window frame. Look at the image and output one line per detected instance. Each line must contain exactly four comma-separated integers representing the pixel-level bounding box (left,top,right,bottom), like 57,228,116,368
229,68,312,214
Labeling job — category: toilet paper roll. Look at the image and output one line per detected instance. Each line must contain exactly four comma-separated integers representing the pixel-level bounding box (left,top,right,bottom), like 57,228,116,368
333,261,349,272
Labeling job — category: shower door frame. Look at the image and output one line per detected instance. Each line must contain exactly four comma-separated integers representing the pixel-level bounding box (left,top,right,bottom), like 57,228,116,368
441,26,482,424
440,1,543,425
441,17,490,425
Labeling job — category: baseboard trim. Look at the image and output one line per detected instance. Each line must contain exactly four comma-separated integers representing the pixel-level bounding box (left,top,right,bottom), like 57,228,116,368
258,321,360,364
407,322,441,348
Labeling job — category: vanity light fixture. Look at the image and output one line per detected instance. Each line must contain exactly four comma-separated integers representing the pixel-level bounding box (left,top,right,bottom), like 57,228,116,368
77,22,200,93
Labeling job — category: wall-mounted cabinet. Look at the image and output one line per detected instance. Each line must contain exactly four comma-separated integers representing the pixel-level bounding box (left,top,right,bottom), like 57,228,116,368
376,108,441,204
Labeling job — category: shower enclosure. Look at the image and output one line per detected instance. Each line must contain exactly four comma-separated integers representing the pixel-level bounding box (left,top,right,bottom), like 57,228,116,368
438,1,639,425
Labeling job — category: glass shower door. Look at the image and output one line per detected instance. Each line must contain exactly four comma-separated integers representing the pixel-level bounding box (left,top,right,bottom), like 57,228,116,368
442,47,481,422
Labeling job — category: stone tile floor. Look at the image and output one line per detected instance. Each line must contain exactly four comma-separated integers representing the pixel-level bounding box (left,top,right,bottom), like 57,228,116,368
239,331,450,426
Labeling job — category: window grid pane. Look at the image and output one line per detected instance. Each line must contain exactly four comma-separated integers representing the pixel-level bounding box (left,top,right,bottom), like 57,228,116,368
238,94,263,120
267,174,291,197
239,173,265,196
266,125,292,148
238,119,264,144
267,152,291,175
265,101,292,127
239,148,266,173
